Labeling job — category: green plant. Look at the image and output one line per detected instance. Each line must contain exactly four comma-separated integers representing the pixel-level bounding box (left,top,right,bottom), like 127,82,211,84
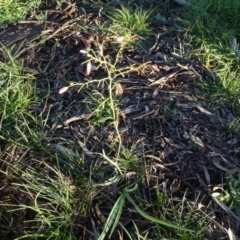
84,90,117,125
156,191,166,206
228,118,240,134
102,5,154,46
0,0,43,26
0,0,64,27
99,185,194,240
154,193,210,240
163,106,181,119
61,38,140,157
0,154,90,239
213,172,240,217
120,220,149,240
119,143,140,172
0,45,36,140
178,0,240,108
111,6,153,35
0,0,27,26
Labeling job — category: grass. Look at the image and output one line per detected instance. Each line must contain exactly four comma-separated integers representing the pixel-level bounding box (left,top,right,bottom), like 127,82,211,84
0,45,36,141
0,0,240,239
213,171,240,218
107,5,154,37
0,0,64,27
0,151,89,239
98,5,155,47
0,0,42,27
0,0,28,27
153,192,210,240
178,0,240,108
99,185,196,240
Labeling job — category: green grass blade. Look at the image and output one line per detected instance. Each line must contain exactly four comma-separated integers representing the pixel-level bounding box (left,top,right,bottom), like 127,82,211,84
125,191,193,232
98,192,126,240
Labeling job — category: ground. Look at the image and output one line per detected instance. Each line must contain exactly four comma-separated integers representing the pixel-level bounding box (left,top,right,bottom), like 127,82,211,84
0,0,240,239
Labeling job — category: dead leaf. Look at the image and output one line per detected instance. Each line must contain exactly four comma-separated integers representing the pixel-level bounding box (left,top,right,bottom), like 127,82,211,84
58,86,69,94
183,131,190,139
203,165,211,185
120,112,126,119
225,168,239,176
85,61,91,75
151,64,160,72
227,138,238,145
212,160,230,172
190,134,205,148
116,36,124,42
115,82,123,96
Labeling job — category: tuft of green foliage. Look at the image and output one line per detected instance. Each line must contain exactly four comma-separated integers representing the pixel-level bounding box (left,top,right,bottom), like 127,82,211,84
153,192,210,240
99,5,154,47
0,0,42,26
110,5,154,36
213,172,240,218
0,0,27,26
0,45,36,140
0,0,64,27
0,154,90,239
83,90,117,125
99,185,195,240
179,0,240,108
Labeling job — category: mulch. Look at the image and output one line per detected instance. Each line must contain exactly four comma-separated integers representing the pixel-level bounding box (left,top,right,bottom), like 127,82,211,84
0,1,239,239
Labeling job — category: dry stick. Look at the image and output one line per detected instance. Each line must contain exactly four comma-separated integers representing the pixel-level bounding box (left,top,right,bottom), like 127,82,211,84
14,17,82,59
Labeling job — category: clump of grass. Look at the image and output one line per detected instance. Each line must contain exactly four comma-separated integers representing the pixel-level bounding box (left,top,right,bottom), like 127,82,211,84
178,0,240,108
110,6,153,36
0,151,91,239
153,192,210,239
83,90,118,125
120,144,140,172
228,118,240,135
100,5,154,46
213,171,240,218
98,185,195,240
0,0,64,27
0,45,36,140
0,0,27,26
0,0,43,26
